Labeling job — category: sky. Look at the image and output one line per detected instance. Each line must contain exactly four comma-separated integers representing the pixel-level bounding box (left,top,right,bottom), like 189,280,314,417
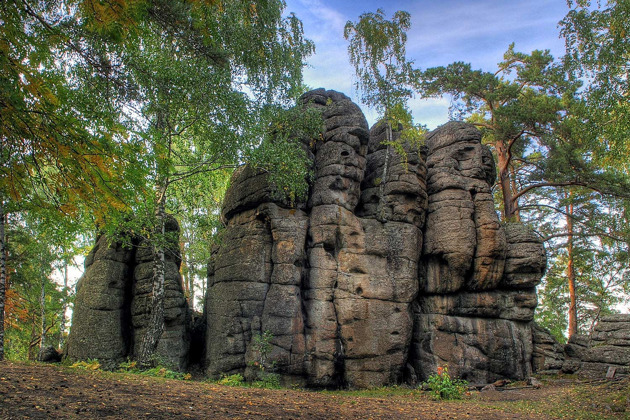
284,0,571,129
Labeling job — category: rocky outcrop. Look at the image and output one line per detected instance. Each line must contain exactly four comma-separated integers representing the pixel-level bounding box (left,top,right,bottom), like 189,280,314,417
69,88,549,387
205,89,424,388
532,315,630,379
579,315,630,377
66,218,190,370
205,90,546,387
532,324,565,374
66,235,135,369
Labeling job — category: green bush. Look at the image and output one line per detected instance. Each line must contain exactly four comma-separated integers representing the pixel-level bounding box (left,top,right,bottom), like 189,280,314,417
422,365,468,400
252,372,281,389
70,359,101,370
118,359,190,380
217,373,245,387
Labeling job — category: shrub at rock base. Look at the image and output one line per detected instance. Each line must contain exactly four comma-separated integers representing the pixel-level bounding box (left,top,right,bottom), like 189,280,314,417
422,366,468,400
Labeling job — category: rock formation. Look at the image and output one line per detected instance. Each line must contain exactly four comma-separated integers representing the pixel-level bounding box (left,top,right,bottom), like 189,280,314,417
66,218,189,370
204,89,546,387
68,88,551,386
580,314,630,377
533,314,630,378
409,123,545,383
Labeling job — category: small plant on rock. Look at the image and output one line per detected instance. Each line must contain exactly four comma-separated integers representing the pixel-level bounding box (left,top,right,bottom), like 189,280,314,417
422,365,468,400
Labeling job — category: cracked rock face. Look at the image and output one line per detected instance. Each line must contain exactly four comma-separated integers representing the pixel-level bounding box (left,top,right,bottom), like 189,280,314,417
532,315,630,379
410,122,545,384
205,89,424,388
205,91,546,387
66,218,190,370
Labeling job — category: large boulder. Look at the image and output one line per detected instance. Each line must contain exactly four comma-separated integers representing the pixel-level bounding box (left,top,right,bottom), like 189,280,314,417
579,314,630,378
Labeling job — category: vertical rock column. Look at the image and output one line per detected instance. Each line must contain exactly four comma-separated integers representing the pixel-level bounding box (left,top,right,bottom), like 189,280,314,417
410,122,545,383
303,90,427,388
301,89,370,386
66,236,135,369
205,163,310,380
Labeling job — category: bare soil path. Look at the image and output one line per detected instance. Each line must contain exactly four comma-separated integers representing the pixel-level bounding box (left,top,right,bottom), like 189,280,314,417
0,361,626,419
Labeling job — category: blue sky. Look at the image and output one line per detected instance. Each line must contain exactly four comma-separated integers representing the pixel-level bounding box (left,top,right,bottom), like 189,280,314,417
285,0,571,129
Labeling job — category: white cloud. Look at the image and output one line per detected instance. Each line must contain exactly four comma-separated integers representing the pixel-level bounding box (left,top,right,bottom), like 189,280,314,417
286,0,570,129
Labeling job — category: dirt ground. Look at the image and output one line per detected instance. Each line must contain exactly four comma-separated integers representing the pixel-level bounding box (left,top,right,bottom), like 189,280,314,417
0,361,624,419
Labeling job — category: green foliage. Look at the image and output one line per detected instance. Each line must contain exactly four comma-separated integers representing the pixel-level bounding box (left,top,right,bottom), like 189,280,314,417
251,373,281,389
71,359,101,371
531,186,630,337
118,359,191,380
142,366,191,380
535,260,569,343
247,330,281,388
421,366,468,400
344,9,415,115
250,104,324,205
3,211,75,361
344,9,423,147
561,0,630,167
251,330,274,370
217,373,245,387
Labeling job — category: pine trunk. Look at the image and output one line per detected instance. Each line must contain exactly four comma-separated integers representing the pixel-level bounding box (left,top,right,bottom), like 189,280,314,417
509,166,521,222
495,139,516,220
0,201,6,361
566,202,578,338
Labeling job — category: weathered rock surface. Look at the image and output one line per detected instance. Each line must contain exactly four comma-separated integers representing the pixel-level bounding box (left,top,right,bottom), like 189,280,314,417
69,88,551,387
532,323,565,374
206,89,422,388
66,218,190,370
579,315,630,378
409,122,545,384
66,235,135,369
532,315,630,378
205,90,546,387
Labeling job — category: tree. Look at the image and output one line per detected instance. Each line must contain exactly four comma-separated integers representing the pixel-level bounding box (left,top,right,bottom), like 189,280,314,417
344,9,423,220
60,0,316,365
418,45,588,220
1,0,317,364
0,0,145,360
2,211,71,360
533,185,630,338
561,0,630,168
